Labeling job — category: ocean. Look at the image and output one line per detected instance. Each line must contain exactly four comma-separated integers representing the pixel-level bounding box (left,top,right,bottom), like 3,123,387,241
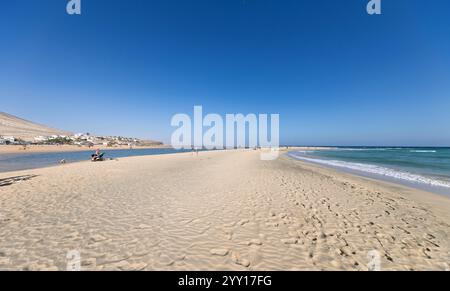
288,147,450,196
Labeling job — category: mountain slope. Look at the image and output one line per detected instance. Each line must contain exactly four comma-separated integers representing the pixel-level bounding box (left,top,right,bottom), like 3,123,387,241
0,112,72,141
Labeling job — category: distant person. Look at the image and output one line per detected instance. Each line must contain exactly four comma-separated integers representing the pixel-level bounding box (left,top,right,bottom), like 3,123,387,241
91,149,104,162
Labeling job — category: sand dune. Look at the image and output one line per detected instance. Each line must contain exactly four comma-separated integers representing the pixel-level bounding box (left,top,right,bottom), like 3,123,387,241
0,112,72,141
0,150,449,271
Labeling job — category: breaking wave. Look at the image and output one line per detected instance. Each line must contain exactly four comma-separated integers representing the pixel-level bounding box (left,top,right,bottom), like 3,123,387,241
288,152,450,189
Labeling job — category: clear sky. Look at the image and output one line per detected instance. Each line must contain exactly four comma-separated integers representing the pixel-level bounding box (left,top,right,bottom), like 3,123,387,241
1,0,450,146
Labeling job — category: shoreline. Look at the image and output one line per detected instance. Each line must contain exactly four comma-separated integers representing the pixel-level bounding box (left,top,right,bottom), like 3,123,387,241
3,149,449,207
0,146,191,174
0,145,330,155
284,154,450,217
0,150,449,270
5,149,447,206
2,146,449,198
0,144,171,155
285,152,450,197
3,146,450,198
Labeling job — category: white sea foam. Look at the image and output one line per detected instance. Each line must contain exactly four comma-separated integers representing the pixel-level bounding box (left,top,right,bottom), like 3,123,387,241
336,148,402,151
410,150,437,153
295,150,315,154
289,153,450,189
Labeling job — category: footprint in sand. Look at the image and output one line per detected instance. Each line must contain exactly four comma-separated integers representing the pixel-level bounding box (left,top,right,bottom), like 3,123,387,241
90,234,107,243
281,238,298,245
222,228,234,240
238,219,250,226
230,251,251,267
158,254,175,266
266,221,279,227
247,239,263,246
210,249,229,256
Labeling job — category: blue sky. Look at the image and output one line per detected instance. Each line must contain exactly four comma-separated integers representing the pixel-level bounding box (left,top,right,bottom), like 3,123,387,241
1,0,450,146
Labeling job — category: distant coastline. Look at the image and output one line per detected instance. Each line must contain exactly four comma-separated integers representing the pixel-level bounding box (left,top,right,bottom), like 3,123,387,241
0,112,164,151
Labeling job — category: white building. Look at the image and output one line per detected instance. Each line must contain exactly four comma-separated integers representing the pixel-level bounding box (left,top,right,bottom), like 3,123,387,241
2,136,15,142
73,133,86,139
74,141,94,147
34,136,50,142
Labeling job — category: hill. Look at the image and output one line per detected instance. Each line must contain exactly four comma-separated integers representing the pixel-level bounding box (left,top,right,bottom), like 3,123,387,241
0,112,72,142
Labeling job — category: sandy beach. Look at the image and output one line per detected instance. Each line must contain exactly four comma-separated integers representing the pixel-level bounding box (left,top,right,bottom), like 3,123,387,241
0,150,449,271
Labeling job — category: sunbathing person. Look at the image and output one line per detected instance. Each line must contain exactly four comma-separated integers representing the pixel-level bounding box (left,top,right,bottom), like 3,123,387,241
91,149,105,161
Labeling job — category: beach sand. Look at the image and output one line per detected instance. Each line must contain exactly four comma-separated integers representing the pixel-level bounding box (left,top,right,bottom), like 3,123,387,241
0,150,449,271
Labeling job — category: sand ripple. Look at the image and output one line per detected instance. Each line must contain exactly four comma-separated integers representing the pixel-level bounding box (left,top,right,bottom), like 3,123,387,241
0,150,449,270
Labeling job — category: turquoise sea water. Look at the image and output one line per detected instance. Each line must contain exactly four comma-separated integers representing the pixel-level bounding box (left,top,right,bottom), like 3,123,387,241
0,148,192,173
288,147,450,196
